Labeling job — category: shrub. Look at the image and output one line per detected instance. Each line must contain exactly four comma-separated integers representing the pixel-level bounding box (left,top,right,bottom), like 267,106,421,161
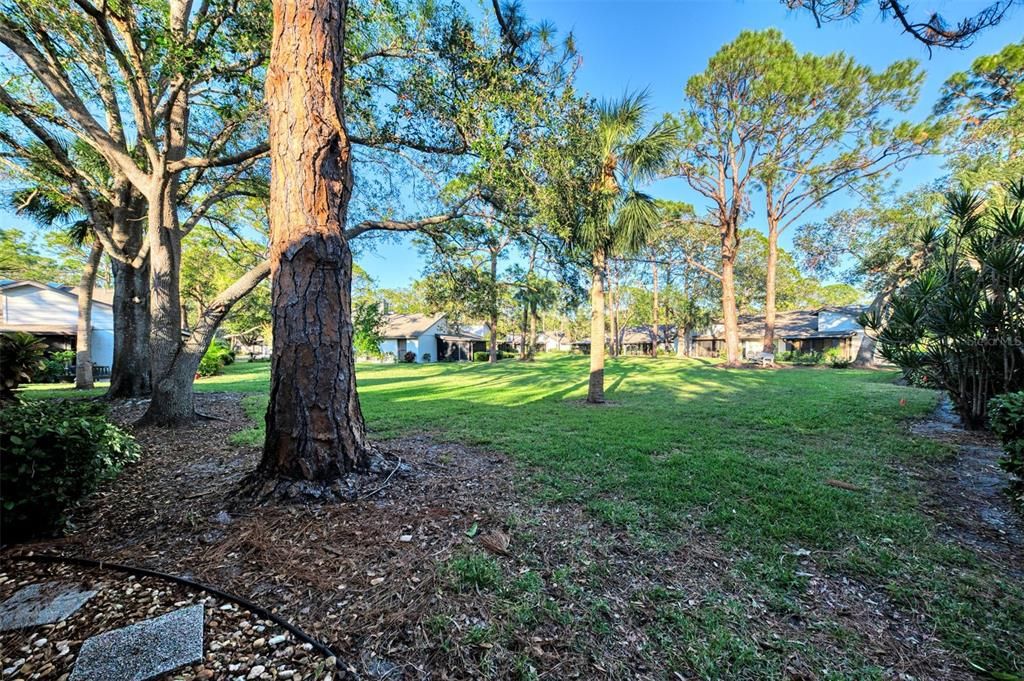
403,351,417,363
421,353,431,362
867,180,1024,428
36,350,77,383
473,350,510,361
823,347,851,369
777,350,822,365
0,332,47,402
198,340,234,377
0,400,141,541
989,392,1024,508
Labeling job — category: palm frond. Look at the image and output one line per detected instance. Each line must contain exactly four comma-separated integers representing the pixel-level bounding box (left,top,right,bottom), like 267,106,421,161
612,190,660,254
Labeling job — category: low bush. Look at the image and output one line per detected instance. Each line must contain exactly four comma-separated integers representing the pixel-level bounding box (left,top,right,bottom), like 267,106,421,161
823,347,851,369
403,351,417,363
776,350,822,365
0,332,47,401
36,350,77,383
988,392,1024,508
0,400,141,541
198,340,234,377
421,353,432,362
473,350,513,362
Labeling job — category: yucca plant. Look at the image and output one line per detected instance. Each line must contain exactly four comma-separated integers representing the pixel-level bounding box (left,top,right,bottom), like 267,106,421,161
0,332,48,403
866,179,1024,428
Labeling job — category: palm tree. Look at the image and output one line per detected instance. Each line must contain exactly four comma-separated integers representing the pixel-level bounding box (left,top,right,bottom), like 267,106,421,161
572,91,678,403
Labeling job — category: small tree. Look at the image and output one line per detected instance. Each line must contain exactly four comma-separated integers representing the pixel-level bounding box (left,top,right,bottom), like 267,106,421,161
353,301,386,359
867,180,1024,428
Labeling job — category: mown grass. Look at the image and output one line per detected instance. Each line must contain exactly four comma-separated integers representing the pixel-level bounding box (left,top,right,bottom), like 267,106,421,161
24,354,1024,675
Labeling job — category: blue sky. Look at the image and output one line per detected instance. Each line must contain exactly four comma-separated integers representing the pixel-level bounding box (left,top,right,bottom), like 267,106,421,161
356,0,1021,288
4,1,1019,289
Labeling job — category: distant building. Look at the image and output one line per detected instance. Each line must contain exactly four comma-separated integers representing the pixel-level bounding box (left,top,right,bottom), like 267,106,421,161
378,313,487,362
0,280,115,369
691,306,868,360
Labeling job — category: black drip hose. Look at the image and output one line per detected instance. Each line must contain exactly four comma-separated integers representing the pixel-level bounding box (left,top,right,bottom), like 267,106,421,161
5,553,355,678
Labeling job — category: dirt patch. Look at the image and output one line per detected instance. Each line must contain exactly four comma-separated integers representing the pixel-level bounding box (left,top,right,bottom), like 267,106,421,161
0,393,977,679
911,398,1024,562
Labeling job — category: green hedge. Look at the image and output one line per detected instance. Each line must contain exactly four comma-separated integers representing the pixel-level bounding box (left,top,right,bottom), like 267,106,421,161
1,400,140,541
473,350,512,362
989,391,1024,508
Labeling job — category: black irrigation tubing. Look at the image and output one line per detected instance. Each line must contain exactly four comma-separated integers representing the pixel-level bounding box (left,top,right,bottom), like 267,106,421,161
5,553,356,678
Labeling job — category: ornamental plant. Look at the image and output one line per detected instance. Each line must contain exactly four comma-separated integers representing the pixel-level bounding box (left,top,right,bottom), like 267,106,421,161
865,180,1024,428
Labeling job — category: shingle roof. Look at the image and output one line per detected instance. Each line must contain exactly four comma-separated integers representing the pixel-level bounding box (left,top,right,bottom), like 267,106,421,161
694,307,865,340
379,313,444,338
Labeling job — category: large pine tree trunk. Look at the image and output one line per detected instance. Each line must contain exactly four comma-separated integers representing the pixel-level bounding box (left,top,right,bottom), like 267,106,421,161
721,254,741,366
587,250,606,404
257,0,369,481
108,256,152,397
762,223,778,354
74,241,103,390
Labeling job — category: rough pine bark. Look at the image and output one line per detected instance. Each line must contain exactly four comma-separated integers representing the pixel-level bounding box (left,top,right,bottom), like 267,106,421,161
587,250,606,404
257,0,369,480
74,241,103,389
721,247,742,367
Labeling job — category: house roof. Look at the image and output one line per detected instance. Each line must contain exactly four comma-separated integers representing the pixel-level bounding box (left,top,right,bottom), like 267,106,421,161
0,280,114,307
379,313,444,339
693,307,865,341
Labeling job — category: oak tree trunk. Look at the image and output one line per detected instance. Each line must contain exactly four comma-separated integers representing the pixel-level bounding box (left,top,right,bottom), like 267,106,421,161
257,0,369,480
108,256,152,397
107,192,152,398
138,187,188,424
762,223,778,354
854,288,890,367
587,250,606,404
74,241,103,390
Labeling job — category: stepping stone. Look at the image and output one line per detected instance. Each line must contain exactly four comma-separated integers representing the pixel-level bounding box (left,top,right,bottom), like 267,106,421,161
0,582,97,631
70,604,204,681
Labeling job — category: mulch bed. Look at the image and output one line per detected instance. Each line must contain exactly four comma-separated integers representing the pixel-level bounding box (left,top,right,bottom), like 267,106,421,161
1,393,979,679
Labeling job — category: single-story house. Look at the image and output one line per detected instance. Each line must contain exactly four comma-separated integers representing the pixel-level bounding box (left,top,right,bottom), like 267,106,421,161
0,279,115,371
378,313,490,362
538,331,572,352
690,306,868,360
618,325,678,355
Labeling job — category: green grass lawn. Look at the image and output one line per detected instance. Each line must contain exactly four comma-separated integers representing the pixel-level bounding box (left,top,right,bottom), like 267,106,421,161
24,355,1023,675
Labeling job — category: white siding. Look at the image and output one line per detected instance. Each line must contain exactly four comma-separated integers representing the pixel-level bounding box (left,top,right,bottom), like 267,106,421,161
818,311,861,332
1,285,114,366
